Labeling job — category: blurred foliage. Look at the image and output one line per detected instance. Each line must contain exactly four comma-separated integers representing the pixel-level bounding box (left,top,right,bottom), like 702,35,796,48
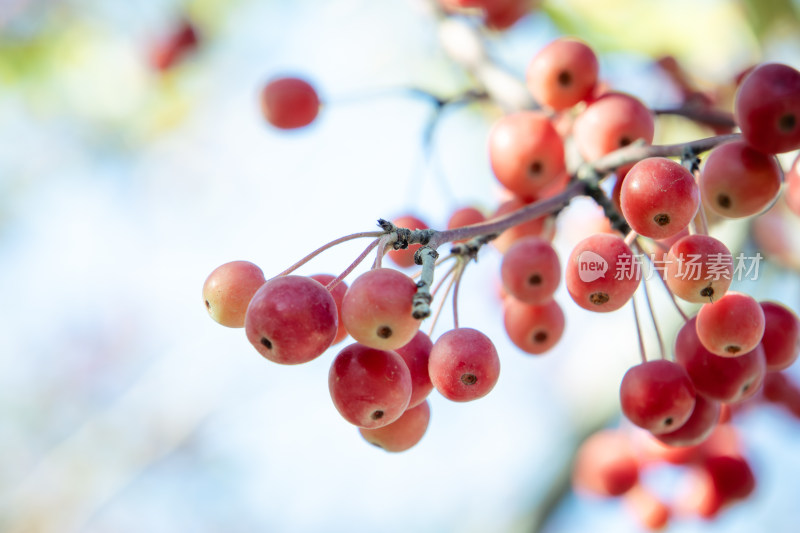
541,0,758,69
740,0,800,41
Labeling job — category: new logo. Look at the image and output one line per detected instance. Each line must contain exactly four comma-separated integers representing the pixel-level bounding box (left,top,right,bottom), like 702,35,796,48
578,251,608,282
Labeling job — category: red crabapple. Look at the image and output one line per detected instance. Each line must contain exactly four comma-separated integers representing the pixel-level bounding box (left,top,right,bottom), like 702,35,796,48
695,292,765,357
623,485,671,531
703,455,756,503
260,77,320,129
150,18,198,71
484,0,528,30
329,343,412,428
491,197,554,254
573,92,655,162
428,328,500,402
620,157,700,240
447,206,486,230
762,372,800,417
664,234,732,304
503,297,565,354
675,317,766,403
309,274,349,345
245,275,338,364
734,62,800,154
655,394,720,448
750,196,800,271
678,467,724,519
700,141,783,218
359,400,431,452
203,260,266,328
488,111,566,200
500,236,561,304
566,233,641,312
620,359,696,435
394,331,434,408
447,206,486,243
526,37,599,111
341,268,421,351
572,429,639,497
759,301,800,371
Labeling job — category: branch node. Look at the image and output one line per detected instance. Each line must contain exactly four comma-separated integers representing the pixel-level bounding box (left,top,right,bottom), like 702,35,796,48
377,218,394,232
412,247,439,319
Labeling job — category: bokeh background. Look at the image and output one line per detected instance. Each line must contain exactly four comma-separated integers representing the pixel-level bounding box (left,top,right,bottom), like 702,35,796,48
1,0,800,531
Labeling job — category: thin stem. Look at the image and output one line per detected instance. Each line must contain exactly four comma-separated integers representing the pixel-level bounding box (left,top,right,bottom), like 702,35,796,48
631,295,648,364
427,263,458,336
648,254,691,323
451,260,467,330
275,230,384,278
692,201,710,236
431,262,458,299
372,234,393,269
636,244,666,360
683,160,710,236
624,230,638,247
326,238,381,292
653,106,736,129
643,278,666,360
694,204,710,236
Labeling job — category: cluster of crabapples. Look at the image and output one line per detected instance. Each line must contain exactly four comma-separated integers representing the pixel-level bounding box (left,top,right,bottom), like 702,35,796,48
210,29,800,525
203,261,495,452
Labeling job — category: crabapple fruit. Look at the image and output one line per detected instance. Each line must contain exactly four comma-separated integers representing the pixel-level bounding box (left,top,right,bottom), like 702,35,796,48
735,62,800,154
245,275,338,364
675,318,766,403
695,292,765,357
203,260,266,328
341,268,421,351
500,236,561,304
759,301,800,371
664,235,732,304
329,343,412,428
526,37,599,111
359,400,431,452
309,274,350,345
428,328,500,402
260,77,320,129
394,331,434,408
620,359,696,435
503,297,565,354
489,111,566,200
566,233,640,312
700,141,783,218
620,157,700,240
